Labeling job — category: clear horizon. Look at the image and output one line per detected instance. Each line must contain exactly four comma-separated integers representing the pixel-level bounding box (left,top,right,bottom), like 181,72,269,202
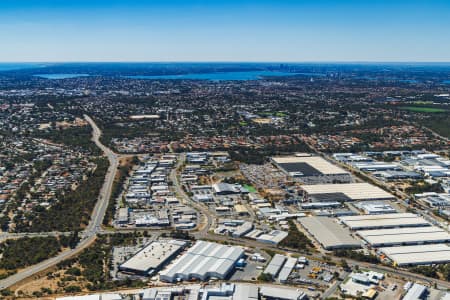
1,0,450,62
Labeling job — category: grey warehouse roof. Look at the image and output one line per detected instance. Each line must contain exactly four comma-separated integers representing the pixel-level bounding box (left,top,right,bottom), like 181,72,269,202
300,216,361,249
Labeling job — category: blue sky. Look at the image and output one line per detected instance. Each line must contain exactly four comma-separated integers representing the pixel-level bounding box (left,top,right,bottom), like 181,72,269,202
0,0,449,62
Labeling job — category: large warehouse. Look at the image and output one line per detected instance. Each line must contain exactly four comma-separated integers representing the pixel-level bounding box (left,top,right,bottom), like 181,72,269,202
159,241,244,282
301,183,395,202
357,226,450,247
300,216,361,250
379,244,450,266
339,213,430,230
119,240,187,276
271,155,351,184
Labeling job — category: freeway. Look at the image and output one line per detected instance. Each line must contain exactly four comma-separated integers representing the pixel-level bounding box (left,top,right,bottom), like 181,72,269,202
0,115,119,290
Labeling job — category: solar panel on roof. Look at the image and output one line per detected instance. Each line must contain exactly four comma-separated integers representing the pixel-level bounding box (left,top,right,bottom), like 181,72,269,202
310,192,352,202
278,162,323,176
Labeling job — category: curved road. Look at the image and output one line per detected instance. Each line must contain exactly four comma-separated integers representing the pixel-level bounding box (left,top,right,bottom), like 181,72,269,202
170,153,215,235
0,115,118,290
1,118,448,291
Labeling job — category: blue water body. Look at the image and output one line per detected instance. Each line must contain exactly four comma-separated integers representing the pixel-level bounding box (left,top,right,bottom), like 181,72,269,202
443,80,450,84
34,73,90,79
0,63,44,71
123,71,320,81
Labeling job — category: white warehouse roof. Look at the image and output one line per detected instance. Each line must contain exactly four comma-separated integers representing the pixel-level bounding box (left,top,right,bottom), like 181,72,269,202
380,244,450,266
339,213,430,230
119,240,186,275
357,226,450,247
159,241,244,282
301,183,395,201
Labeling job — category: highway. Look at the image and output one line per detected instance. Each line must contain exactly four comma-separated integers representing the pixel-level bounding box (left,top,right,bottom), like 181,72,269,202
0,115,119,290
0,119,448,291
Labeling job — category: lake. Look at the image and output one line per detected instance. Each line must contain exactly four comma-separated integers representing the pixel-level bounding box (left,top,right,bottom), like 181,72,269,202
123,71,322,81
34,74,90,79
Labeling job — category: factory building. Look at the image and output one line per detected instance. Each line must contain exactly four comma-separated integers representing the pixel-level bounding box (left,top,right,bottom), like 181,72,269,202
263,254,287,278
231,221,254,238
380,244,450,266
278,257,297,283
300,216,361,250
403,283,428,300
119,240,187,276
271,155,351,184
372,170,422,181
159,241,244,282
213,183,247,195
357,226,450,247
339,213,430,230
301,183,395,202
353,162,402,172
117,208,129,225
256,230,288,245
355,202,397,214
259,286,308,300
415,192,450,207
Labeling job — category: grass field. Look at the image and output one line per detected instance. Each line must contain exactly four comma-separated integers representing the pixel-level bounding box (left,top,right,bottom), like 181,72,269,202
243,184,257,193
399,106,446,113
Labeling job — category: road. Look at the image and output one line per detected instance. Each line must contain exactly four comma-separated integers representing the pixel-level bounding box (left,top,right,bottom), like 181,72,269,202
1,120,448,291
0,115,119,290
169,153,215,236
0,232,72,243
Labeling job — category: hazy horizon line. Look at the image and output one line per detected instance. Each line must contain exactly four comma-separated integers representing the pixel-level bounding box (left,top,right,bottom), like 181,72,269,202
2,61,450,65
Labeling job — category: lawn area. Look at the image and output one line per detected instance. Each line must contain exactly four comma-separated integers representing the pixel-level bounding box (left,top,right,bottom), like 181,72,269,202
399,106,446,113
243,184,257,193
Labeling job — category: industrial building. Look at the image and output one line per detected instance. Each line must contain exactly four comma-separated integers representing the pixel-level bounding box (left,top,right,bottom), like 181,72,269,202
256,230,288,245
278,257,297,283
119,240,187,276
300,202,341,209
353,162,402,172
355,202,397,214
231,221,254,238
403,283,428,300
415,192,450,207
234,204,250,216
300,216,361,250
301,183,395,202
357,226,450,247
159,241,244,282
263,254,287,278
372,170,422,181
380,244,450,266
339,213,430,230
271,155,351,184
259,286,308,300
213,183,247,195
117,208,129,225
